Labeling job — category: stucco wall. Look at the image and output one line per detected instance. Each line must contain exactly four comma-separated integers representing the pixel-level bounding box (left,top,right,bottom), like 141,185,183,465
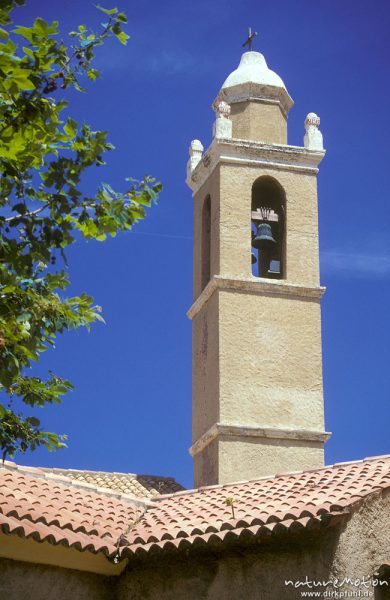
230,101,287,144
218,436,324,483
192,292,220,443
117,530,339,600
218,163,320,287
194,437,219,488
193,167,221,300
192,283,326,485
219,289,324,431
331,488,390,594
192,150,322,295
0,557,113,600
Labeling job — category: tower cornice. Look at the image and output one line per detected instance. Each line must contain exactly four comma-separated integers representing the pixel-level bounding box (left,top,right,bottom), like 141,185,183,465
186,138,325,195
187,275,326,320
189,423,332,458
217,82,294,119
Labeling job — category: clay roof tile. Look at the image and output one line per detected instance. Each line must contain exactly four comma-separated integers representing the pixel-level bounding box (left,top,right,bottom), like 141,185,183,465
1,455,389,563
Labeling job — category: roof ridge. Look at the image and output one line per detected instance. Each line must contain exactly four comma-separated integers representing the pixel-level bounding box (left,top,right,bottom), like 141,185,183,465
1,461,152,508
41,466,180,482
151,454,390,501
3,460,180,482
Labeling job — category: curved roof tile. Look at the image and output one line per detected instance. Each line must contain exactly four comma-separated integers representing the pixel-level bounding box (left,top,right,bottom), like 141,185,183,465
0,456,389,563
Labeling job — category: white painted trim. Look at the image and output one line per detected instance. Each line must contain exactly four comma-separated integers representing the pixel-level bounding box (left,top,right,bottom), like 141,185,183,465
187,275,326,320
189,423,332,457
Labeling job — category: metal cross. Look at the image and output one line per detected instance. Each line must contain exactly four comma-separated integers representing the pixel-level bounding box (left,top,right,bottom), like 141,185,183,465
242,27,258,51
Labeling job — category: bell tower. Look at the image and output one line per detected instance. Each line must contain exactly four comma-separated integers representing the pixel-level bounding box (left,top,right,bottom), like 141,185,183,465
186,49,331,488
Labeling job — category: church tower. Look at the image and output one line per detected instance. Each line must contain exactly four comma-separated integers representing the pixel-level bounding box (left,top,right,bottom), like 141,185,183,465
186,48,331,488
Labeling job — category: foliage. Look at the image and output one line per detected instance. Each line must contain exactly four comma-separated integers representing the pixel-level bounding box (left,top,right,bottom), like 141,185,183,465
0,1,161,460
225,497,240,519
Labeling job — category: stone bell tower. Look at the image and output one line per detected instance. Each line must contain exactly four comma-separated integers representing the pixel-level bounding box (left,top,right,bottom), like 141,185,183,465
186,49,331,488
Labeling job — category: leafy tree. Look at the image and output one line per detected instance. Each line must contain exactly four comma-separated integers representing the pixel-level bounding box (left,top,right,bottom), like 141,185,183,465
0,1,161,461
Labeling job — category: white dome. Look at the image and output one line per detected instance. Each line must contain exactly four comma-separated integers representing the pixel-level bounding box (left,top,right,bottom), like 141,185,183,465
222,51,286,90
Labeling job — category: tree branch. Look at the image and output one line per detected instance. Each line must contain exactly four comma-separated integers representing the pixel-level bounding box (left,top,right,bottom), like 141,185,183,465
4,203,49,222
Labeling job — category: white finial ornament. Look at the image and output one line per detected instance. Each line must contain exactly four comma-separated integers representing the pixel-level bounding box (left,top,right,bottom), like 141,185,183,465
213,100,232,140
187,139,204,176
216,100,231,119
304,112,323,150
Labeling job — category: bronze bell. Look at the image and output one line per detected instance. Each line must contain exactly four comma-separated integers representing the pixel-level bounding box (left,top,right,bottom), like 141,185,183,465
252,222,276,249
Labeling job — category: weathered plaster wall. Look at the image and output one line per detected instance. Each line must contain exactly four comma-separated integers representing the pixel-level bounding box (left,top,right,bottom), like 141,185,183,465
331,488,390,595
192,285,325,484
230,100,287,144
219,289,324,430
192,150,322,299
218,437,324,483
117,531,339,600
193,167,221,300
0,557,113,600
218,163,321,287
192,292,220,443
194,438,219,488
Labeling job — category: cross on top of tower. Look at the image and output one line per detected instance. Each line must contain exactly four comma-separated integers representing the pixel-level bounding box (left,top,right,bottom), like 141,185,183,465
242,27,258,51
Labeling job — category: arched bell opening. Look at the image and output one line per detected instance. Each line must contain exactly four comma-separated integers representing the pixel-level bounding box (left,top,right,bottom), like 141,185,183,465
251,176,286,279
201,195,211,291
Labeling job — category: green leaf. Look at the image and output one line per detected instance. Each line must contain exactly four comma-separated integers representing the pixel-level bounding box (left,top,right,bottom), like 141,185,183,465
33,17,48,36
23,46,35,59
12,25,34,41
10,67,35,90
74,81,85,93
64,118,77,138
96,4,118,15
0,285,16,293
115,30,129,45
87,68,99,80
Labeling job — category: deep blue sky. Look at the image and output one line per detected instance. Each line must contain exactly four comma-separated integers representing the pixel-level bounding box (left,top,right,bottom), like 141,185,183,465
12,0,390,489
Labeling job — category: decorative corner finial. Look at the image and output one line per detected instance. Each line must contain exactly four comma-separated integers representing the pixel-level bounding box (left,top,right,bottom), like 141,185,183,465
242,27,258,52
215,100,231,120
213,100,232,140
304,112,323,151
187,139,204,176
305,112,321,128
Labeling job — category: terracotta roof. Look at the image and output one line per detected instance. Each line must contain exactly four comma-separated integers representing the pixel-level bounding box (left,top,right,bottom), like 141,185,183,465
40,466,184,498
0,456,389,565
120,455,390,559
0,462,149,558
